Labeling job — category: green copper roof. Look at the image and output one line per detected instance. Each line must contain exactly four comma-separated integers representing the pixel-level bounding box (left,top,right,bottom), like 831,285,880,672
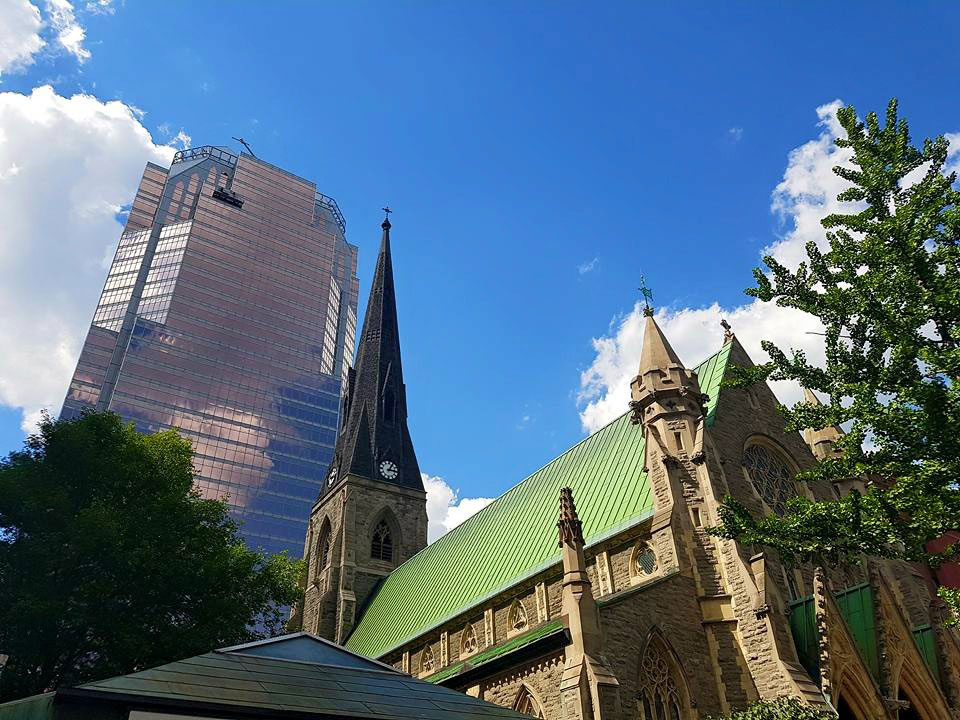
345,342,732,659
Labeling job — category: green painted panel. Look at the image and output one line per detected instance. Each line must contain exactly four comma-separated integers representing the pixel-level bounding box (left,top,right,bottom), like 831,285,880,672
835,583,880,681
789,595,820,683
912,625,939,679
0,694,54,720
346,347,733,658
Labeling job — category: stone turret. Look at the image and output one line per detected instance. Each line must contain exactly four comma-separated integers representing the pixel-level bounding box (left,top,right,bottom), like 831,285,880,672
557,487,621,720
801,388,844,462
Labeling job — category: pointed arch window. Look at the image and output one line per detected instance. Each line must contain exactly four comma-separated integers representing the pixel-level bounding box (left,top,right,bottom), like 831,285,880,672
508,600,529,635
638,636,687,720
419,644,435,675
371,519,393,562
460,622,479,657
316,522,331,573
513,685,544,718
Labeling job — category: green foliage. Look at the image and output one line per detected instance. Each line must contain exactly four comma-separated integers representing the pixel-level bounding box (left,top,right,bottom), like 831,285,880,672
711,99,960,624
706,698,832,720
0,411,304,702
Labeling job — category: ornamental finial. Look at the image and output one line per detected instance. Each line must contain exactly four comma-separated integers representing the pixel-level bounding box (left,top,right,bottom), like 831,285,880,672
382,206,392,230
558,487,585,548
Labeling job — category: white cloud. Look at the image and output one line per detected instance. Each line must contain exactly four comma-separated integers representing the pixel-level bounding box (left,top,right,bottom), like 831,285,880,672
168,128,191,150
0,85,175,431
84,0,114,15
44,0,90,63
946,133,960,176
728,126,744,142
578,257,599,275
422,473,494,543
0,1,45,76
578,100,858,434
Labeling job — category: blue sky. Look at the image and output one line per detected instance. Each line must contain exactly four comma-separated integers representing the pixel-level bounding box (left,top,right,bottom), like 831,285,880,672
1,1,959,533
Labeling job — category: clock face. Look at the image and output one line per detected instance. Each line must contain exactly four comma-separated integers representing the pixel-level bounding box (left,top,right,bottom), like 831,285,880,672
327,466,338,486
379,460,399,480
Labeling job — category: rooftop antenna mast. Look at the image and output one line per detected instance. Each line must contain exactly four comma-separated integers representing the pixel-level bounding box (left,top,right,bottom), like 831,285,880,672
232,136,256,158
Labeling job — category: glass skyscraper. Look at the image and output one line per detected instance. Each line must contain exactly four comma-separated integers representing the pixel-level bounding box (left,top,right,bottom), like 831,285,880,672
61,146,359,557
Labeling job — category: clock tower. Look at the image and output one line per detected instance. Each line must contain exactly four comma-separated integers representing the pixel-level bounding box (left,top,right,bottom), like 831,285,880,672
295,214,428,644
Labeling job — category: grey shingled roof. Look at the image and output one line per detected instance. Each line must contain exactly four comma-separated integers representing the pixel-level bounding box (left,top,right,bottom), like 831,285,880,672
58,633,525,720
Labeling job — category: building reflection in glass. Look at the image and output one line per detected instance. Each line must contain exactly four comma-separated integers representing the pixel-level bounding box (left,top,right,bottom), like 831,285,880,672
61,146,358,557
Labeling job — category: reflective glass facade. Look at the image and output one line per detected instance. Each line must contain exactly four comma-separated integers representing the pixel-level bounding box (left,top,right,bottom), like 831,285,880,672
62,146,359,557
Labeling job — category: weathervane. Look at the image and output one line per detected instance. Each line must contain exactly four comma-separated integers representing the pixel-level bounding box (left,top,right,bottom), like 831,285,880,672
638,274,654,317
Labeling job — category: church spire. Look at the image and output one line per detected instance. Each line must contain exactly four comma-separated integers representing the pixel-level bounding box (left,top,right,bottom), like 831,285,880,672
323,215,422,494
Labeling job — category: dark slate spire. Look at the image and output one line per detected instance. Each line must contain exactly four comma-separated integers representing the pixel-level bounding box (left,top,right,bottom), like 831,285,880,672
323,215,422,495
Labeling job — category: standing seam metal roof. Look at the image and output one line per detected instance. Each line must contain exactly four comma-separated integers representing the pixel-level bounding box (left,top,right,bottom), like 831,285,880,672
344,342,732,659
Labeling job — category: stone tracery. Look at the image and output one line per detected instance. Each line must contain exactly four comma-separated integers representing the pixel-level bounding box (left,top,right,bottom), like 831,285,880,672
742,442,797,515
509,600,529,634
460,622,478,657
638,635,686,720
513,684,545,718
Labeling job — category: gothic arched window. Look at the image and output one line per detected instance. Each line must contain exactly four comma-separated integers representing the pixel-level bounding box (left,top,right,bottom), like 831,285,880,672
513,685,544,718
508,600,529,635
638,635,688,720
371,520,393,562
419,644,435,675
319,536,330,570
460,622,479,657
316,522,331,573
742,442,798,516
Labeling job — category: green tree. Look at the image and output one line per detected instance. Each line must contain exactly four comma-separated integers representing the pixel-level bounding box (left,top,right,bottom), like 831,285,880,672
711,99,960,622
0,411,304,702
706,698,832,720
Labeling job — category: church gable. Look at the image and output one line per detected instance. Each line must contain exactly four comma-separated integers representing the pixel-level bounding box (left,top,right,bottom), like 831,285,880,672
344,346,733,659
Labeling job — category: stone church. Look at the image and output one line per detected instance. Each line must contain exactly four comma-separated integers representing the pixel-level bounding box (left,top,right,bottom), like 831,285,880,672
292,216,960,719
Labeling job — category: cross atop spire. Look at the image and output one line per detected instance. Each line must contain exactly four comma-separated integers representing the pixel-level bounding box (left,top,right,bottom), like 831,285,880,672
381,206,392,229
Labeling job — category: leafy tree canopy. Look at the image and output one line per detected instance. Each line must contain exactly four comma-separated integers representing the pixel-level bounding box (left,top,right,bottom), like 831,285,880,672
711,99,960,622
706,698,832,720
0,411,304,702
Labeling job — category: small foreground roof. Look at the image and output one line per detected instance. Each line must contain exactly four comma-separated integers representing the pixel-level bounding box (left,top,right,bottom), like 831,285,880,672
0,633,528,720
